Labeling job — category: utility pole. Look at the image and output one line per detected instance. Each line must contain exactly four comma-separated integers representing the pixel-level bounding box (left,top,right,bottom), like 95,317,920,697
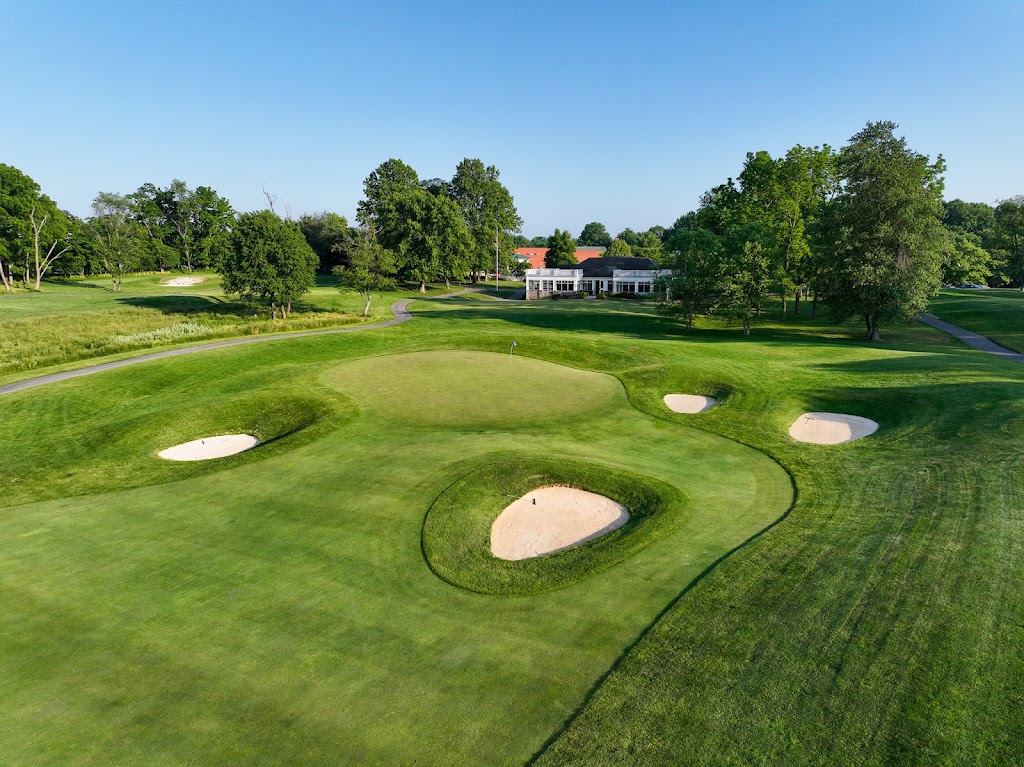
495,225,499,293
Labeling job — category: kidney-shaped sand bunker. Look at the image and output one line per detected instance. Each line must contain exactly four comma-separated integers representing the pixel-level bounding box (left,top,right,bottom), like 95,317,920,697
491,485,629,560
423,456,689,595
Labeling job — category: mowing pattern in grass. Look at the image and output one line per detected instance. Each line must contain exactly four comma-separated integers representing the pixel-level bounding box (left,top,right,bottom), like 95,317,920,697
929,288,1024,353
423,456,689,595
3,292,1023,765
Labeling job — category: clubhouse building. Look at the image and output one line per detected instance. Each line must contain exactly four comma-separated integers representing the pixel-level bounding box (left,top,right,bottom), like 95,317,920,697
524,256,669,300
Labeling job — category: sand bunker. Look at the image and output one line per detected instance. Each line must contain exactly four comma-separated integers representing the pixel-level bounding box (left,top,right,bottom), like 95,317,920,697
663,393,716,413
490,485,629,560
789,412,878,445
163,276,206,286
158,434,260,461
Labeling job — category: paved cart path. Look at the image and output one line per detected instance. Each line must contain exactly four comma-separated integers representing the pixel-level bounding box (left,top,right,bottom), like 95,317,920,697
919,313,1024,364
0,289,475,397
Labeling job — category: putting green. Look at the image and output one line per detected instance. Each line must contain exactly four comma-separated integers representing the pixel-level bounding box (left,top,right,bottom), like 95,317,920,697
0,347,792,765
323,349,623,427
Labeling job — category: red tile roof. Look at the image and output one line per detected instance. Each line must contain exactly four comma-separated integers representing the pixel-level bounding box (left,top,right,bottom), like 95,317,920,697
515,247,604,269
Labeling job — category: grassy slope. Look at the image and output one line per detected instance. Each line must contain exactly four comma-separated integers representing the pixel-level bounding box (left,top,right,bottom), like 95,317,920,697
2,295,1023,765
0,317,790,766
929,288,1024,352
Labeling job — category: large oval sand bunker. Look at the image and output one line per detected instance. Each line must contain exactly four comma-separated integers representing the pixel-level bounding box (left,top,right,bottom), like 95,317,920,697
490,485,629,560
158,434,260,461
664,394,716,413
789,412,878,444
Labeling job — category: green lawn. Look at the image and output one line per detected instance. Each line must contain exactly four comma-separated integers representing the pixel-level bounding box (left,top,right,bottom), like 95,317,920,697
929,287,1024,352
1,294,1022,765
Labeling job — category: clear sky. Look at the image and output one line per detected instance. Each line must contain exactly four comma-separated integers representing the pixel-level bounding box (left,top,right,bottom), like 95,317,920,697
2,0,1021,237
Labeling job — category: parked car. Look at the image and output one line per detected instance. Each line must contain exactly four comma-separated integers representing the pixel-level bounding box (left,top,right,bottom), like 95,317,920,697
958,283,990,289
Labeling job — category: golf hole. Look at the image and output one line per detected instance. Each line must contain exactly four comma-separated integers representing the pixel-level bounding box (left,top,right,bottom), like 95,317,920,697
490,485,629,560
158,434,260,461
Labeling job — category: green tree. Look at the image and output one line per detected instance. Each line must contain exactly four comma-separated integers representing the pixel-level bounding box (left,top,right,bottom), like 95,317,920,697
529,236,548,247
813,121,948,341
577,221,612,247
633,230,664,262
220,211,317,319
89,192,145,291
718,231,772,336
993,196,1024,289
658,228,726,330
334,229,397,316
545,229,577,267
299,211,357,273
942,231,992,286
424,194,474,289
0,164,75,290
449,158,522,281
357,159,431,285
606,238,633,257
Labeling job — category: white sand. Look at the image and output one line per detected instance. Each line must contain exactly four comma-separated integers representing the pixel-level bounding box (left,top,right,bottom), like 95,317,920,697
163,276,206,286
490,485,629,561
788,412,878,445
664,393,716,413
158,434,260,461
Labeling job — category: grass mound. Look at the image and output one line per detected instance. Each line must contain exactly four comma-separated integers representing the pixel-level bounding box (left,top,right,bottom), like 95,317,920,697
423,455,689,595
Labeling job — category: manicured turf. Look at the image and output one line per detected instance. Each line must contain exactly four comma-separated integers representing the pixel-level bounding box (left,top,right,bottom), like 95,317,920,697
2,292,1023,765
929,287,1024,352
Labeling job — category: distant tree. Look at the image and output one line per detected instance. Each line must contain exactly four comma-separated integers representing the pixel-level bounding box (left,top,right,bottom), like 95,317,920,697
529,236,548,247
658,228,726,330
298,211,357,273
449,158,522,282
220,210,317,318
420,177,452,197
648,225,666,241
615,227,641,248
813,121,947,340
606,238,633,257
942,232,992,286
424,194,474,289
334,228,397,315
577,221,612,247
0,163,75,290
633,230,664,262
357,158,430,284
993,196,1024,289
718,230,772,336
545,229,576,267
512,234,531,248
89,192,145,291
158,180,234,272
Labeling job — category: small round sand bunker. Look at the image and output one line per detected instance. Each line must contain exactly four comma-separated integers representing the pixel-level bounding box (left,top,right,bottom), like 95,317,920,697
490,485,629,560
663,393,716,413
158,434,260,461
162,276,207,286
789,412,878,445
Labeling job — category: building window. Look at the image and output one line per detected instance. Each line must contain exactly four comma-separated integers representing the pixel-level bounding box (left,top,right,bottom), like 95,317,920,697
637,282,651,294
542,280,553,290
555,280,575,292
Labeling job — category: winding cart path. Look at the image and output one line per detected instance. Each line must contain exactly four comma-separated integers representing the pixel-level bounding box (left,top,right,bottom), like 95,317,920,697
919,313,1024,365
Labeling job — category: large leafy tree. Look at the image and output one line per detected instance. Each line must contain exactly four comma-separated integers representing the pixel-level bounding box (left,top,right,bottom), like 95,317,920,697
993,196,1024,289
130,180,233,272
89,192,145,291
606,238,632,257
334,228,397,316
449,158,522,280
577,221,612,247
813,121,948,341
658,228,726,330
220,210,317,319
545,229,577,267
423,194,474,289
298,211,357,273
718,227,772,336
357,159,432,284
0,164,74,290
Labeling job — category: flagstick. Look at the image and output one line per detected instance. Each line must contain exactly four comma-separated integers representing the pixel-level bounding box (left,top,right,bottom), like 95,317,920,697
510,342,514,365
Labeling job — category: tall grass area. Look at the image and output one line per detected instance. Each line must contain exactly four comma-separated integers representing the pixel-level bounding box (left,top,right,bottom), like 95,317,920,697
0,275,451,376
929,287,1024,352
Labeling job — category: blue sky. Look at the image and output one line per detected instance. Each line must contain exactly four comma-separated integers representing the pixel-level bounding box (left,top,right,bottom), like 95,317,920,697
2,1,1021,237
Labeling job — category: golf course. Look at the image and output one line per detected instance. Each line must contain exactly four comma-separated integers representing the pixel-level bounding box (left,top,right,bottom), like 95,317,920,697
2,281,1022,765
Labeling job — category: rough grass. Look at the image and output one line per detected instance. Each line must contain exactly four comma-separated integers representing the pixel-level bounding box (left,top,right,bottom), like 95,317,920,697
928,287,1024,352
1,293,1022,765
422,455,689,595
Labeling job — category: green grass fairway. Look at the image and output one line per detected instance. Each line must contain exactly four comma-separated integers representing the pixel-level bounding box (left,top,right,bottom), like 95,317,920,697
929,288,1024,352
0,340,790,765
2,293,1023,765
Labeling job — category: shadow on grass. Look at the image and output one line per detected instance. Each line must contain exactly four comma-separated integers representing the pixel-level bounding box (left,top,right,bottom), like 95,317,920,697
116,294,335,317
